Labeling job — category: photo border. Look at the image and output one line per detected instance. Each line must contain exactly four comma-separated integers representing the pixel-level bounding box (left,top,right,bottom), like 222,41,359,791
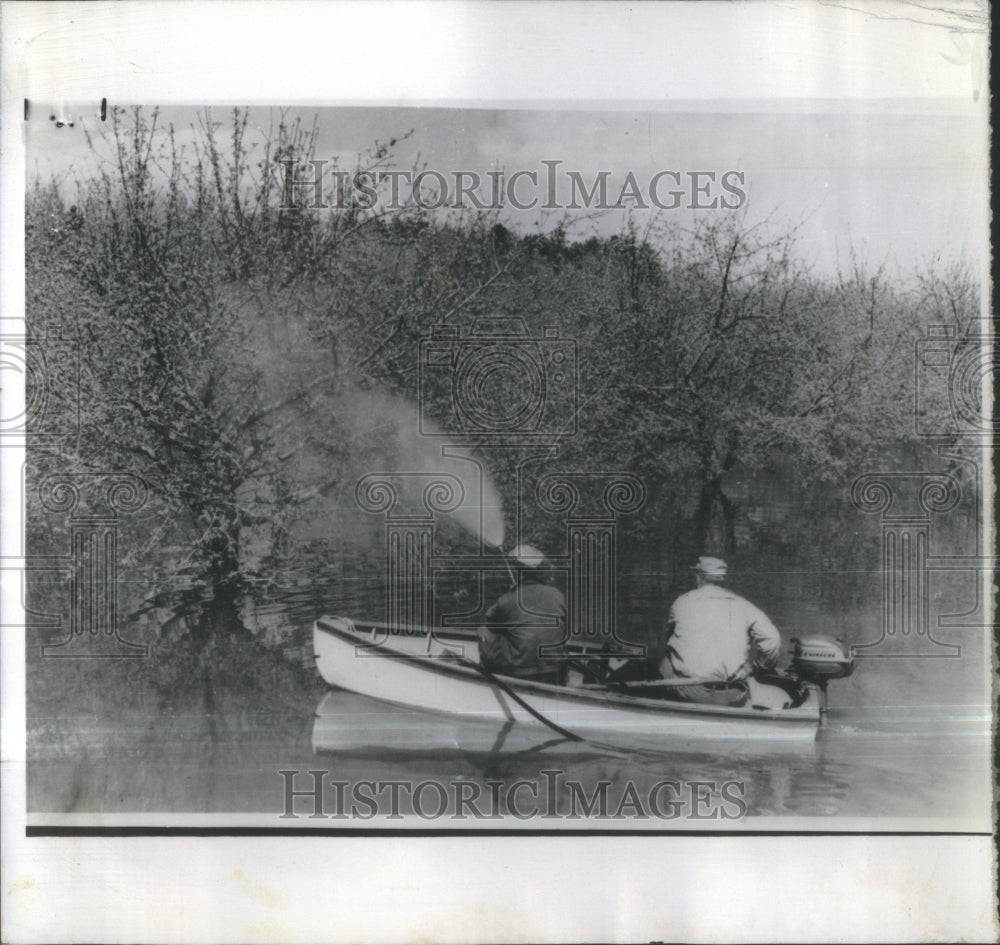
1,3,994,943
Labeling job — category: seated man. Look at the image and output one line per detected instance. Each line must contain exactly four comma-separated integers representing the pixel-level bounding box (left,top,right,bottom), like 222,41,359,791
478,544,567,683
658,556,782,706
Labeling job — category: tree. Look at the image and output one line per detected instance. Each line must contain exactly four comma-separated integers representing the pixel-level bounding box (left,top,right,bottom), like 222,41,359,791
26,108,535,640
26,108,429,634
28,107,977,649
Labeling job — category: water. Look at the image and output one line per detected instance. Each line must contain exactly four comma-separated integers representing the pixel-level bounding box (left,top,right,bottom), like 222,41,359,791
26,579,991,825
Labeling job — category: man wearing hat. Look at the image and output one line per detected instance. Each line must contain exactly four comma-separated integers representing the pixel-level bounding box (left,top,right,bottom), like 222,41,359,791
658,556,782,706
478,544,567,683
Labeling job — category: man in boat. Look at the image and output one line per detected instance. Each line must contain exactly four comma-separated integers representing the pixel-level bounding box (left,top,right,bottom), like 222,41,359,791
656,556,782,707
478,544,568,684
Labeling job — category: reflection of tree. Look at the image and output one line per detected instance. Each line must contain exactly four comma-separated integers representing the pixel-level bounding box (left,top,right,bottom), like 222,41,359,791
148,591,320,720
27,589,326,813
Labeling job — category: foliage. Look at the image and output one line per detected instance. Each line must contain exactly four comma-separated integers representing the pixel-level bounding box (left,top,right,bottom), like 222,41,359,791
25,107,979,645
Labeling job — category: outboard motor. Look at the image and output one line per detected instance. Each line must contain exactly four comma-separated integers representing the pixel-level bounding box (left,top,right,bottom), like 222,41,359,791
788,636,856,720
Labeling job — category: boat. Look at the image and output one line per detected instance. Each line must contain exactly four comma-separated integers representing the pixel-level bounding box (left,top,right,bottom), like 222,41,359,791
313,616,856,750
311,689,615,759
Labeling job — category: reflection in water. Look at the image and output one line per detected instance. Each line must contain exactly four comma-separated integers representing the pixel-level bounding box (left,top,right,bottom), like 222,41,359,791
307,688,982,821
26,580,991,822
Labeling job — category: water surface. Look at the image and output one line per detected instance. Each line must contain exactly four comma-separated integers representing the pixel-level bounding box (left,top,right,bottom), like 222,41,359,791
26,580,991,826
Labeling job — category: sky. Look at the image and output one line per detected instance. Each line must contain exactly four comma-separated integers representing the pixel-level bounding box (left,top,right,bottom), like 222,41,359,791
25,98,986,280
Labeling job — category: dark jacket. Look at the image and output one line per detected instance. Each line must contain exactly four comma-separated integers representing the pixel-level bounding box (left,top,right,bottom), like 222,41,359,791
478,579,567,678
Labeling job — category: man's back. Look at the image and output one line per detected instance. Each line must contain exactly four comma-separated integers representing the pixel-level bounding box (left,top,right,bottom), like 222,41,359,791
479,581,567,678
667,584,781,681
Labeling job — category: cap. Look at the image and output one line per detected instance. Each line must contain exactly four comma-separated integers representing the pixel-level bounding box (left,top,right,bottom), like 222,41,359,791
508,543,546,568
694,556,727,578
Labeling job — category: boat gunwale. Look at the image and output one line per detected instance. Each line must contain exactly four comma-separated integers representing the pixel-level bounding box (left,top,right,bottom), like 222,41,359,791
314,616,819,724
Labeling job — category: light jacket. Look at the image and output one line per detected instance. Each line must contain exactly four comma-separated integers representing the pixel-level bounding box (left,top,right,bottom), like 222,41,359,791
664,584,781,681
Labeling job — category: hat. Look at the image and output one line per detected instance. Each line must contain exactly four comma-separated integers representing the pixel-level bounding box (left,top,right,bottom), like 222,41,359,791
508,543,546,568
694,556,727,578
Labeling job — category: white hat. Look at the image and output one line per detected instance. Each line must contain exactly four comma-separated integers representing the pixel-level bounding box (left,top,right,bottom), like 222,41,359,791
508,543,546,568
694,556,727,578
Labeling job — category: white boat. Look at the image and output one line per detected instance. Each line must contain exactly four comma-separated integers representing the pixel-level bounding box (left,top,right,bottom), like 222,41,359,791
311,689,612,758
313,616,855,750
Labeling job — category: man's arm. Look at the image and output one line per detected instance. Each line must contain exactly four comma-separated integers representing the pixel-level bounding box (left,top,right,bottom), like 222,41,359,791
647,607,678,675
480,600,502,634
748,607,782,669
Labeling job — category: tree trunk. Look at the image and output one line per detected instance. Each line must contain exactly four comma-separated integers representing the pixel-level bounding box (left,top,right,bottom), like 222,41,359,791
694,473,738,557
191,499,247,640
693,474,715,556
716,483,737,556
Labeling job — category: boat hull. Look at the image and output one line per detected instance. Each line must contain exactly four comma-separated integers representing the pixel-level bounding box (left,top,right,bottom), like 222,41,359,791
313,616,821,749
